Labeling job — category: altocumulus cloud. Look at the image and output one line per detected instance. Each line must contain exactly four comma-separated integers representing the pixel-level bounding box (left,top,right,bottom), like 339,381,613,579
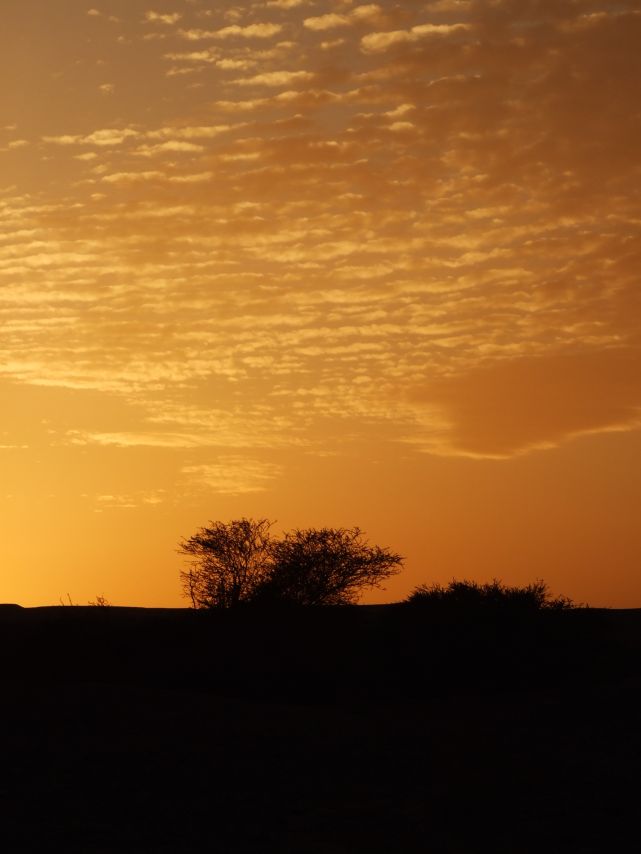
1,0,640,478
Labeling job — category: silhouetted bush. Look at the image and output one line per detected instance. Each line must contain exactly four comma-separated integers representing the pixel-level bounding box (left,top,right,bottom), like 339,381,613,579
253,527,403,606
88,594,111,607
179,518,275,609
405,579,575,612
180,518,403,609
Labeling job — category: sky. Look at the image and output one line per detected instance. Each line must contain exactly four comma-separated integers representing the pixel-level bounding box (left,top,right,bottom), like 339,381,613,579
1,0,640,607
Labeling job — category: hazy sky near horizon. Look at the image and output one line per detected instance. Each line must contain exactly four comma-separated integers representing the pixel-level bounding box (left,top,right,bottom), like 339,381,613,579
1,0,640,607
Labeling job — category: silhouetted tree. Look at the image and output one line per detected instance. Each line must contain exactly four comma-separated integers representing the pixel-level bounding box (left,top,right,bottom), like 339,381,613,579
405,579,575,611
179,519,403,608
255,527,403,606
179,518,274,609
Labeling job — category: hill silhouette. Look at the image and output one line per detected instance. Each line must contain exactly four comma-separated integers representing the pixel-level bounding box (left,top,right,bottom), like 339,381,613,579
1,603,640,852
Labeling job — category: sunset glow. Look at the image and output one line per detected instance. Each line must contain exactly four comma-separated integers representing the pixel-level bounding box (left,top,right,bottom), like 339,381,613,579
2,0,640,606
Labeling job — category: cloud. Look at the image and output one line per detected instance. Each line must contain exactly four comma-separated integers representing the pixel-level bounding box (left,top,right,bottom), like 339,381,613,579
72,431,208,448
42,124,240,152
86,7,121,22
412,348,641,458
6,0,641,484
361,21,472,52
164,50,219,63
100,170,165,184
132,140,205,156
424,0,472,11
234,70,314,87
168,171,214,183
146,125,238,139
304,13,350,31
181,458,283,494
214,87,343,111
267,0,310,8
560,9,641,33
145,11,182,25
179,23,282,40
94,490,166,510
388,121,415,132
304,5,381,31
101,171,165,183
44,128,140,147
217,58,257,70
320,38,346,50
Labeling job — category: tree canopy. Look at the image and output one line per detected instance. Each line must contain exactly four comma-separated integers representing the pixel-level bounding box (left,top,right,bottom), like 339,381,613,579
179,518,273,610
259,527,403,606
179,518,403,609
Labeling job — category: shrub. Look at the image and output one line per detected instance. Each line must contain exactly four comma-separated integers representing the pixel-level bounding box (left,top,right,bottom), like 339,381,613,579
405,579,575,611
179,518,403,609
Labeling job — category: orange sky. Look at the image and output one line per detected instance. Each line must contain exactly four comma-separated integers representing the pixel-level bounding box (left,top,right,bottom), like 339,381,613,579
1,0,640,607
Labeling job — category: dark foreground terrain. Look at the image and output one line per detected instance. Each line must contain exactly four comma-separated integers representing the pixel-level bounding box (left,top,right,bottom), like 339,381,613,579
1,603,640,852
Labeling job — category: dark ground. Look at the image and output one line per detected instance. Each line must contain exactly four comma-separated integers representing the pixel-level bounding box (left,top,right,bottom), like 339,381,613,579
1,603,640,852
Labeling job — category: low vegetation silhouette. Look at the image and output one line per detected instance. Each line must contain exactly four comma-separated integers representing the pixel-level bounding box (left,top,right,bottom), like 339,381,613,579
406,578,576,611
4,523,637,854
179,517,403,608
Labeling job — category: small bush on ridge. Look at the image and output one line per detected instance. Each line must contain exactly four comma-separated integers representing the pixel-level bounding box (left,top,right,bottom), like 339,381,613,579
405,579,575,611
